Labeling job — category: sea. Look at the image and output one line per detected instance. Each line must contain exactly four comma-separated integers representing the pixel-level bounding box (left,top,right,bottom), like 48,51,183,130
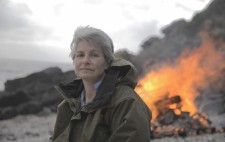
0,58,73,91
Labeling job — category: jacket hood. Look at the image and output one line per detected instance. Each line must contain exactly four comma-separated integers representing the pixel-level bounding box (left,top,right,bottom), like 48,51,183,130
109,58,138,89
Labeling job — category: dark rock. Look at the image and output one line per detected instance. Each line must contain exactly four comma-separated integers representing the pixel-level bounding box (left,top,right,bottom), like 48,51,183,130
141,37,160,49
17,101,43,115
60,70,76,82
4,67,63,93
39,86,62,108
162,19,189,36
0,107,18,120
0,67,75,120
0,91,30,107
138,0,225,68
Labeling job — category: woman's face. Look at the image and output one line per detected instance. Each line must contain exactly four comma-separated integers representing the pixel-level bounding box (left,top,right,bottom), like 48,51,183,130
73,40,108,83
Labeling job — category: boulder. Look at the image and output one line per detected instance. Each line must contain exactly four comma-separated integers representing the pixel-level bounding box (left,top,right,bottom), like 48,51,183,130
0,67,75,120
4,67,63,93
0,91,30,107
0,107,18,120
17,101,43,115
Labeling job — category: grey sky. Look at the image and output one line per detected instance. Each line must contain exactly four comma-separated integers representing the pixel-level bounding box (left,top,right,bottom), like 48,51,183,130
0,0,212,63
0,0,58,62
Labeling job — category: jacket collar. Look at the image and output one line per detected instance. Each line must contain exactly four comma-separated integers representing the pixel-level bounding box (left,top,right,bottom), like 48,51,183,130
55,68,119,111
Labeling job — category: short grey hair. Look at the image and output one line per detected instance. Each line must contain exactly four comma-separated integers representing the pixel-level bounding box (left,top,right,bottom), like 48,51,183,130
69,26,115,65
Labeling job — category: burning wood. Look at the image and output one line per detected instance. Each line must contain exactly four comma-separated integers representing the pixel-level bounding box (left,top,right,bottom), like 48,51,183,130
150,95,225,139
154,96,181,125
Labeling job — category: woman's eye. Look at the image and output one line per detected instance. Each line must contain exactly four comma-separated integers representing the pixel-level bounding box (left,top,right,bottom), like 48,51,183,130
90,53,99,57
93,54,99,57
75,54,83,58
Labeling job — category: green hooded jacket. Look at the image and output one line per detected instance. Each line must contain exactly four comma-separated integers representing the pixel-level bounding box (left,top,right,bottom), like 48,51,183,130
49,58,152,142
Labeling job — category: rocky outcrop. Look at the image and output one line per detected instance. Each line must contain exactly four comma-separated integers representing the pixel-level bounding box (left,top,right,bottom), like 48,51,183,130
133,0,225,127
0,67,75,120
136,0,225,72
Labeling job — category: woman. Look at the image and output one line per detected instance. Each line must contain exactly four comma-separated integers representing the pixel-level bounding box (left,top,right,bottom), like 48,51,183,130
49,26,152,142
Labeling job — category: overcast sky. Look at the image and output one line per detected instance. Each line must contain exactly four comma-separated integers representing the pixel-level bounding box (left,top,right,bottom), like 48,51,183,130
0,0,212,63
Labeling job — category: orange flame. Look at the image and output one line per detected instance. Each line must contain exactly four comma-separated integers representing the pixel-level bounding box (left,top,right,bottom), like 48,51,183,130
135,34,225,121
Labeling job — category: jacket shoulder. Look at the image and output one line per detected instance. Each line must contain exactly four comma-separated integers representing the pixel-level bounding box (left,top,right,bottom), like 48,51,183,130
112,85,143,105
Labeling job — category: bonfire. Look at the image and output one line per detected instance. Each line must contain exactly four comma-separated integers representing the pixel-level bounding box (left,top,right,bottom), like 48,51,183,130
135,33,225,138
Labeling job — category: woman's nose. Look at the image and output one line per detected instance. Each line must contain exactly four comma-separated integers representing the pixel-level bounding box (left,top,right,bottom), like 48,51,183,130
82,55,90,63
